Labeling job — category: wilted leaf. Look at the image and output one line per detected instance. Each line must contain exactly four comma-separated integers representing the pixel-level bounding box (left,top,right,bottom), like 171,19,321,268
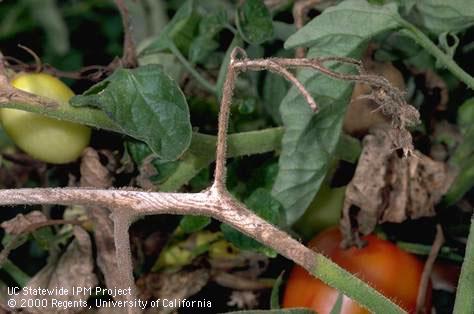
71,65,192,161
341,127,455,246
13,227,97,314
236,0,274,45
274,0,406,225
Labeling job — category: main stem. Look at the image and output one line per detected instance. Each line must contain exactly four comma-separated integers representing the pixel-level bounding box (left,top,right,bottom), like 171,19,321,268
0,188,404,314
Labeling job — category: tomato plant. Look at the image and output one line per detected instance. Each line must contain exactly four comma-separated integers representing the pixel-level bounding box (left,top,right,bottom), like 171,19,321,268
1,73,91,164
283,227,431,313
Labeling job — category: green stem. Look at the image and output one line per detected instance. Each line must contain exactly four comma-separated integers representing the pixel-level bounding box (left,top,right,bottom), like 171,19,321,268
398,20,474,90
453,214,474,314
168,41,217,94
0,95,284,191
1,258,30,287
160,127,284,191
314,254,404,313
1,100,121,132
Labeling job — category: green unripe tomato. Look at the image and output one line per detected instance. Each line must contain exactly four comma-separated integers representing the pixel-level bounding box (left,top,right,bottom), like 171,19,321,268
0,73,91,164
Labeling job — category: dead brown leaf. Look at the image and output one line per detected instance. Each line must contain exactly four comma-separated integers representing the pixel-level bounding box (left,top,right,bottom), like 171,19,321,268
80,147,114,188
1,211,47,235
136,155,158,190
79,148,121,298
137,269,210,314
13,227,97,314
341,126,455,247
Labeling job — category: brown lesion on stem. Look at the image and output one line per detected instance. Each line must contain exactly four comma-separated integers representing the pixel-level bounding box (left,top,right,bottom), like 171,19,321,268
0,46,413,314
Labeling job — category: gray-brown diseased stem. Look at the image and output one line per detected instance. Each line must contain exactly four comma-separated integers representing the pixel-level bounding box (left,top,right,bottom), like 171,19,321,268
0,188,317,313
212,59,236,191
0,48,410,314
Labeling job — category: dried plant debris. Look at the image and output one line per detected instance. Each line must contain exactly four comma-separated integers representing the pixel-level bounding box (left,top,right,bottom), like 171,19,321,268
12,227,97,314
1,211,47,235
341,126,455,247
227,290,259,309
79,147,124,298
80,147,115,188
344,58,405,135
136,155,159,190
137,269,210,314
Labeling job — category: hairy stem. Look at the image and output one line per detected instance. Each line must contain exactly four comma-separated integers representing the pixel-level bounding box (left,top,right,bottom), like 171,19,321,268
213,54,237,191
161,128,284,192
399,21,474,90
0,188,404,314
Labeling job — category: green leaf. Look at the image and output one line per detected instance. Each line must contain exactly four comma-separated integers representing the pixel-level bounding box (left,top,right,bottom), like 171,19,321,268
276,0,404,225
221,309,316,314
458,98,474,132
285,0,402,50
221,188,283,257
26,0,69,55
236,0,274,45
179,216,211,233
199,9,228,37
189,36,219,64
408,0,474,35
125,140,179,184
330,293,344,314
262,50,293,125
270,271,285,309
140,0,200,55
71,65,191,161
445,98,474,205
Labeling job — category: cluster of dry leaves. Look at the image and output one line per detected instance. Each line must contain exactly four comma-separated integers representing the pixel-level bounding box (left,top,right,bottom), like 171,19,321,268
340,54,455,247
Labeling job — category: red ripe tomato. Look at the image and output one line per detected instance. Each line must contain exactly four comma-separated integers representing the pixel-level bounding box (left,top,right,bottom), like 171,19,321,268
283,228,431,314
